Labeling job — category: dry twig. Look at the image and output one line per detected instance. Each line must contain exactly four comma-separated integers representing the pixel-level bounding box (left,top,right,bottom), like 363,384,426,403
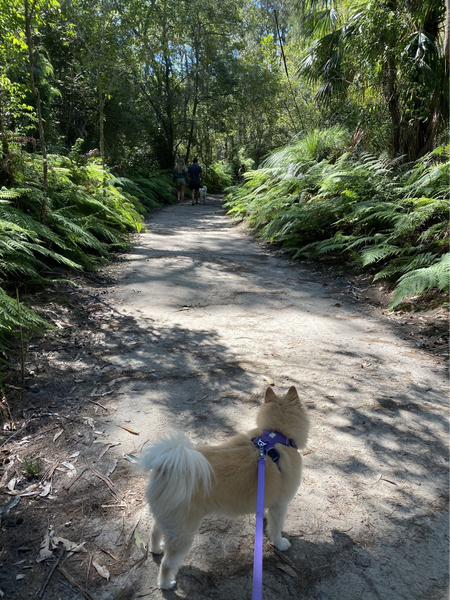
57,565,97,600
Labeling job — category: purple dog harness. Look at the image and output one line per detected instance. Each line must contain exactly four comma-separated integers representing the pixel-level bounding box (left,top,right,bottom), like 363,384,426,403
252,430,298,467
252,431,298,600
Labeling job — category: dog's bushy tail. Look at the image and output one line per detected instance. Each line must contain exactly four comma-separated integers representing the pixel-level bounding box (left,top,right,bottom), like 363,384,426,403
139,432,212,516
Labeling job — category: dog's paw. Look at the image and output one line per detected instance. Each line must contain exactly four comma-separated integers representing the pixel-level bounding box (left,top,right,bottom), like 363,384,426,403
275,537,291,551
158,576,176,590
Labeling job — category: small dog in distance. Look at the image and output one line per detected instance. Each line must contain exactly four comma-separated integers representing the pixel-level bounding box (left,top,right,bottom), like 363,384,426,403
199,186,207,204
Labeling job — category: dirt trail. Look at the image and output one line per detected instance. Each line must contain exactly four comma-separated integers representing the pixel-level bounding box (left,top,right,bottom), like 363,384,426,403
1,196,448,600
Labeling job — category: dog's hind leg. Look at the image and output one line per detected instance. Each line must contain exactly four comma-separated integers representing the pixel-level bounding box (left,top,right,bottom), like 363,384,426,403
267,502,291,551
150,520,164,554
157,515,202,590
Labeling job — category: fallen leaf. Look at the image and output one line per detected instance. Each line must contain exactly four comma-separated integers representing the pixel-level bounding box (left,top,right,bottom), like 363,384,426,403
16,574,26,581
36,531,53,563
0,495,20,515
332,303,341,307
276,563,297,578
134,529,147,551
105,460,118,478
116,425,139,435
7,477,18,491
61,462,76,472
53,320,71,329
92,560,110,581
108,377,128,387
124,454,139,463
51,534,86,554
84,417,95,429
262,376,274,385
40,482,52,497
53,429,64,442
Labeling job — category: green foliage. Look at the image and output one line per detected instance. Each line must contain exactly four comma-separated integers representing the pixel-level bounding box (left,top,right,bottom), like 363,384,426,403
225,130,449,307
294,0,449,160
22,457,42,478
0,141,169,355
204,162,234,193
0,287,50,354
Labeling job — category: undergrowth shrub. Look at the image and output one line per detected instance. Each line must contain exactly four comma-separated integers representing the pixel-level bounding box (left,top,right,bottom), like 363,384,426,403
225,129,449,308
204,162,234,193
0,144,171,355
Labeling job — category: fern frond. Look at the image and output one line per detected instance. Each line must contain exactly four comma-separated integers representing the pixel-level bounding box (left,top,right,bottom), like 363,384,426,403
389,254,450,308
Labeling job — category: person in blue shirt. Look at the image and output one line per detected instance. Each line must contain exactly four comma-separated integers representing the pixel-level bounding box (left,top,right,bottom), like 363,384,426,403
172,158,188,204
188,158,203,205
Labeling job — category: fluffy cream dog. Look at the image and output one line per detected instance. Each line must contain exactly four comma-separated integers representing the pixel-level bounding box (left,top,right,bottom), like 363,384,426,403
198,185,207,204
139,386,309,590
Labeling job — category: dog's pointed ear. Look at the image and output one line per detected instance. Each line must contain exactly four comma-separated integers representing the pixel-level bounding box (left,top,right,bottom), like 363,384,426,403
264,387,277,404
286,386,299,403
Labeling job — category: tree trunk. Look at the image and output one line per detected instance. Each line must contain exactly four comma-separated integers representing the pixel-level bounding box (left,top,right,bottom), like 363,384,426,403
98,72,107,195
383,52,402,156
164,53,175,167
445,0,450,62
0,108,12,186
185,44,200,164
24,0,48,215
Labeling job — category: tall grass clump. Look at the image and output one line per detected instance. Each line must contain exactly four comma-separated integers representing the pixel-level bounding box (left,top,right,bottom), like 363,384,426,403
225,129,449,308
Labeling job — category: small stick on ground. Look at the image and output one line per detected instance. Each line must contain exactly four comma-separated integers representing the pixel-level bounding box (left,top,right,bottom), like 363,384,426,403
273,547,297,569
57,565,97,600
85,553,93,591
94,543,118,561
128,516,141,545
87,399,108,410
65,467,89,491
43,460,60,481
0,387,15,431
115,514,125,546
90,466,122,499
37,549,65,599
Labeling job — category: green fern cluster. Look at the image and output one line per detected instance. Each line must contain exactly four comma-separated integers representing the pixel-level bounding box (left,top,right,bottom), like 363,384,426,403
0,147,174,354
225,130,449,308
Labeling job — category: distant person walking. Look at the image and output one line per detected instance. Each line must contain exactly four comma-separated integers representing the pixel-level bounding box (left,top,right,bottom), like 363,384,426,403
173,158,188,204
238,164,246,181
188,157,203,205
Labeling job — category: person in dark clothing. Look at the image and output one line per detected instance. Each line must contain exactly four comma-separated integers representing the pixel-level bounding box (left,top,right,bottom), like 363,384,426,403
188,158,203,205
238,164,246,181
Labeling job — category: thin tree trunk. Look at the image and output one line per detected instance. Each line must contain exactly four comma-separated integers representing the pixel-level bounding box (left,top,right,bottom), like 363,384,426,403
445,0,450,62
185,45,200,164
0,109,12,186
164,53,175,167
273,9,304,130
25,0,48,215
98,71,107,195
384,52,401,156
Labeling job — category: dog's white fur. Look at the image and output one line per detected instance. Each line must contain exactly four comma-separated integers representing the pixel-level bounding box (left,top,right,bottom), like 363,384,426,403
139,386,309,590
199,186,207,204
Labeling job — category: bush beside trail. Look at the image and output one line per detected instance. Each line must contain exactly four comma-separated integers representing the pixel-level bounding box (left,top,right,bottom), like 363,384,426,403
0,146,174,355
225,128,449,309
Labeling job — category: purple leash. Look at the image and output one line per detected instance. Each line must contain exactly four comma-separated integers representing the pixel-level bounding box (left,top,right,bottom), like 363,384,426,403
251,431,297,600
253,440,266,600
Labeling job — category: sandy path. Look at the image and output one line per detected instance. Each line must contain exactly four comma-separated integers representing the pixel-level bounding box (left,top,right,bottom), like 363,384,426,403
90,196,448,600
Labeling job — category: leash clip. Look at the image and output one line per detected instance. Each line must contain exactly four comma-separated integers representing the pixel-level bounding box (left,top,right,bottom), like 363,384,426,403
257,439,267,458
